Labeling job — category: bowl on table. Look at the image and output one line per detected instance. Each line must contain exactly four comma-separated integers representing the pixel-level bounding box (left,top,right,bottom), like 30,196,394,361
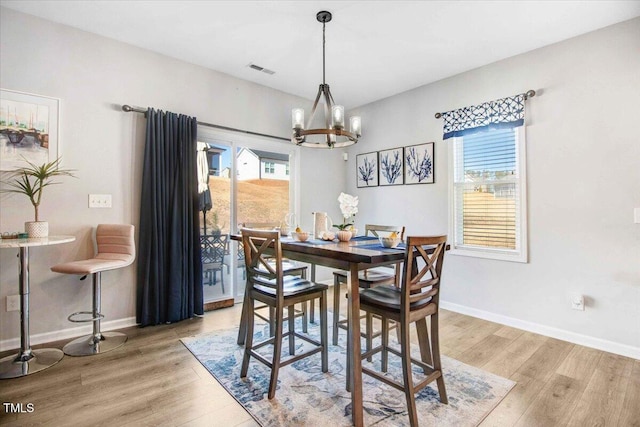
379,236,401,248
291,231,309,242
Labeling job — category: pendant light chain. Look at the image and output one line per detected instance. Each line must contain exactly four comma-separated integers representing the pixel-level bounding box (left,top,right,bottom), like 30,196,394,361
322,20,326,85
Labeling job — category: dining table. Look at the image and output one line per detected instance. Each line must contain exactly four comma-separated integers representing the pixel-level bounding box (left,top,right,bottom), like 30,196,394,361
232,233,407,426
0,235,76,379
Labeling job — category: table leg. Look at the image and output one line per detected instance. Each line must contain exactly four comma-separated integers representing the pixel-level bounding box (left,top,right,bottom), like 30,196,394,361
347,263,364,426
0,247,64,379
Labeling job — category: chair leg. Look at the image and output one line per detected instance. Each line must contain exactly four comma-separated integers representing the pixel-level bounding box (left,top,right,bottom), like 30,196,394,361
400,321,418,427
301,302,308,333
237,287,250,345
416,318,433,373
63,272,126,357
332,275,341,345
320,290,328,372
366,312,373,362
240,297,255,378
431,313,448,404
221,269,225,294
309,264,317,323
268,307,275,337
288,306,295,356
381,317,389,372
268,307,284,399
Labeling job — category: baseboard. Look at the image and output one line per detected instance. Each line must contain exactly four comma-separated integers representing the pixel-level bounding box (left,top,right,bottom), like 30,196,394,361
0,317,138,352
440,301,640,360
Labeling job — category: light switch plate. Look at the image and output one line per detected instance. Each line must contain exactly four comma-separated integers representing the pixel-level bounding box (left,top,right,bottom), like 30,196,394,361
635,208,640,224
89,194,112,208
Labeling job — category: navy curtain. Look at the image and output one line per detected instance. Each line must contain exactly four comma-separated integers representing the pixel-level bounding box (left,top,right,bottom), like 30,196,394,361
137,108,203,326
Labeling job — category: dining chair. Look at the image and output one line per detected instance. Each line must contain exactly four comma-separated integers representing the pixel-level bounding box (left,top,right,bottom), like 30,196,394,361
200,233,228,293
237,224,310,345
358,235,448,426
50,224,135,356
332,224,405,350
239,228,328,399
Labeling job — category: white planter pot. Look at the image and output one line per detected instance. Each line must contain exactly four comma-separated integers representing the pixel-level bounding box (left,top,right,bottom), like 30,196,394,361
25,221,49,238
336,230,352,242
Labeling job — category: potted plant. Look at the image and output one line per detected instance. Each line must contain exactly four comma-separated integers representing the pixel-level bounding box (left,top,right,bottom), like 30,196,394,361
2,157,76,237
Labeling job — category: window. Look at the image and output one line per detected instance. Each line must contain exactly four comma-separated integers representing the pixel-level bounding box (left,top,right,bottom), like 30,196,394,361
449,126,527,262
264,161,275,174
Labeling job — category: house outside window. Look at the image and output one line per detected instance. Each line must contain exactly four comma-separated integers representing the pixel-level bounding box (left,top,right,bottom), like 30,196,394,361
449,126,527,262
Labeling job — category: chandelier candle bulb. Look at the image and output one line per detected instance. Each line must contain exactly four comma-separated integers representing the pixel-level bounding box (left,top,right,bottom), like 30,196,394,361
292,108,304,129
331,105,345,129
350,116,362,137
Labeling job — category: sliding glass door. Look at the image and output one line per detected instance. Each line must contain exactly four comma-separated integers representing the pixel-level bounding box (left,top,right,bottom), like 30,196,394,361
198,142,233,304
198,126,298,305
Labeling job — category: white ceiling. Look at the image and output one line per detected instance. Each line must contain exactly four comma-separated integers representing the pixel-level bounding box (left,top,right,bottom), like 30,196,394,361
2,1,639,108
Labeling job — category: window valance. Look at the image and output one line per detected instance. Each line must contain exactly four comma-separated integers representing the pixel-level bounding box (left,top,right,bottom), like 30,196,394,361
440,93,526,140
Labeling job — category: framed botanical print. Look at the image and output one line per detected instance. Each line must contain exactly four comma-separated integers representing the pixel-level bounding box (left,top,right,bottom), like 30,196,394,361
378,147,404,186
356,151,378,188
0,89,60,170
404,142,434,184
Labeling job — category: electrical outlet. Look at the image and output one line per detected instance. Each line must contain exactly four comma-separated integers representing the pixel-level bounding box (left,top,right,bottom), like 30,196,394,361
89,194,112,208
6,295,20,312
571,294,585,311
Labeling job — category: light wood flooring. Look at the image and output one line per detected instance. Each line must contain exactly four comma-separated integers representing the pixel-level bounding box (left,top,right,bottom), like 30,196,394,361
1,287,638,426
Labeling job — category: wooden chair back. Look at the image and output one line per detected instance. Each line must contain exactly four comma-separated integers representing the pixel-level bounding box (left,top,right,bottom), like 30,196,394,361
401,235,447,310
241,228,284,292
241,222,280,230
365,224,406,240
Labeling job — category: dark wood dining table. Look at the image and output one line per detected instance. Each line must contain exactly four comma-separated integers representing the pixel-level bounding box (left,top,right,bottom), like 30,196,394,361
232,233,406,426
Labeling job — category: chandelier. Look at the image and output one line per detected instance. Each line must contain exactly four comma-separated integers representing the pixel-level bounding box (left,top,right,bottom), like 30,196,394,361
292,11,361,148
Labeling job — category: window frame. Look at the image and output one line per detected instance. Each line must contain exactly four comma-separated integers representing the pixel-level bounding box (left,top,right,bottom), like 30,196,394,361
448,126,528,263
263,161,275,174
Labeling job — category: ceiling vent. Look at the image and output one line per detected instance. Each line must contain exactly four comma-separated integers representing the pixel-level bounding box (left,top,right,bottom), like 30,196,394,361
248,63,275,75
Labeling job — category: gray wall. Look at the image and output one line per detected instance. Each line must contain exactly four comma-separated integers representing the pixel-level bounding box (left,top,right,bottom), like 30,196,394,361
1,7,638,358
0,7,345,347
345,18,640,357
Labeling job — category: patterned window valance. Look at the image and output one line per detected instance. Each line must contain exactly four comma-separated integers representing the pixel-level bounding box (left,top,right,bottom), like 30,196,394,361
441,93,525,140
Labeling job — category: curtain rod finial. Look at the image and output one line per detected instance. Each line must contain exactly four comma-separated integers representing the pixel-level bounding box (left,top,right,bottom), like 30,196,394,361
122,105,133,112
434,112,442,119
525,90,536,99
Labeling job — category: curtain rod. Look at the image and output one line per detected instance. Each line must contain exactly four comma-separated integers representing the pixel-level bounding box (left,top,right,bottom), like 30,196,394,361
121,105,290,142
433,89,536,119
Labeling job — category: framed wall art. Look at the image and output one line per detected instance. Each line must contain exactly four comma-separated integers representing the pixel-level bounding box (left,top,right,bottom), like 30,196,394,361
0,89,60,171
356,151,378,188
404,142,434,184
378,147,404,186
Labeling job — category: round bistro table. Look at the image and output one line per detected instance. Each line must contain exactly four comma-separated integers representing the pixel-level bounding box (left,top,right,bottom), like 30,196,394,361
0,235,75,379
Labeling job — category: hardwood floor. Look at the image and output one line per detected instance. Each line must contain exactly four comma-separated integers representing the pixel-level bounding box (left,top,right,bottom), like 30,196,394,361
1,287,638,426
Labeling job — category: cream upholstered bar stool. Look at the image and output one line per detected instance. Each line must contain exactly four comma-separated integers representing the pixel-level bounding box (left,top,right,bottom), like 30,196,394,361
51,224,135,356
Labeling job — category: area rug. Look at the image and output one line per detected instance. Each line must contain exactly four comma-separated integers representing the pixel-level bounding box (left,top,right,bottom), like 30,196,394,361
181,319,515,426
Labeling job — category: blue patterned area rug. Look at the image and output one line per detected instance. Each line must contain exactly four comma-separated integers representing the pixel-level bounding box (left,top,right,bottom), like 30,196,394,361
181,320,515,426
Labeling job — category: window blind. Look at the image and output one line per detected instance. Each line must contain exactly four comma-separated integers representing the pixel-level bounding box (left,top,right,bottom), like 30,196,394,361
453,128,521,251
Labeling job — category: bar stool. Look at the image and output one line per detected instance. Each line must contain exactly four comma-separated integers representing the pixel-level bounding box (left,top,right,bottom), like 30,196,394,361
51,224,135,356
